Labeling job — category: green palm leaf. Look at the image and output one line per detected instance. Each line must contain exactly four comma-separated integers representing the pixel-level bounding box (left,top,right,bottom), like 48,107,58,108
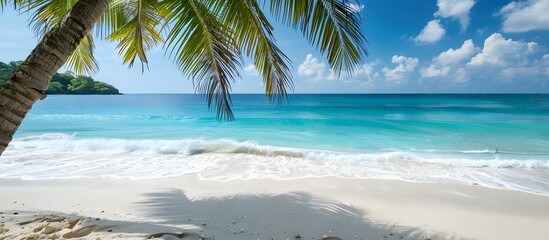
18,0,100,75
216,0,293,103
23,0,78,35
159,0,242,120
0,0,23,11
65,33,100,75
106,0,163,71
0,0,7,10
95,0,128,39
269,0,368,76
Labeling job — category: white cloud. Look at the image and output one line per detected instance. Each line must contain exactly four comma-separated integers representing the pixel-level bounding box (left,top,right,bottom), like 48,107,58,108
435,39,479,65
299,54,381,86
415,20,446,44
297,54,326,80
435,0,476,30
454,68,468,82
468,33,538,67
422,34,544,83
347,3,365,13
500,66,539,79
338,61,382,87
353,62,380,80
502,54,549,79
326,70,338,81
244,64,259,76
421,65,451,78
422,66,467,82
382,55,419,84
304,57,381,87
420,33,547,84
421,39,480,81
500,0,549,33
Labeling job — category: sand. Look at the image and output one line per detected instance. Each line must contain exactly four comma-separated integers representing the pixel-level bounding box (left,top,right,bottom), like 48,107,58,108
1,175,549,240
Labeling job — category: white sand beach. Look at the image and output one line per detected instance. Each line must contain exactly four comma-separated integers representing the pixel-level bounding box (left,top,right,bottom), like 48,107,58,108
1,175,548,240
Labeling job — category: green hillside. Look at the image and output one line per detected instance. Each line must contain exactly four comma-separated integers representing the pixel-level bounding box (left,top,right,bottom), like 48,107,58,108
1,61,120,95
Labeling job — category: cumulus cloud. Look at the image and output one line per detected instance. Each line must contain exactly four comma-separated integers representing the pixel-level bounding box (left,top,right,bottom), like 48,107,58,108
382,55,419,84
244,64,259,76
347,3,365,13
352,62,380,81
415,20,446,44
421,33,546,84
299,53,381,87
453,68,468,82
468,33,538,67
436,39,479,65
344,60,380,87
421,39,480,81
421,65,451,78
330,61,382,87
297,54,326,80
501,53,549,79
499,0,549,33
435,0,476,30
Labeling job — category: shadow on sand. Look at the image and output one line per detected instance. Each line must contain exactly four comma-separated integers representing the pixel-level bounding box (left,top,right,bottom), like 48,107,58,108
136,189,434,240
0,189,442,240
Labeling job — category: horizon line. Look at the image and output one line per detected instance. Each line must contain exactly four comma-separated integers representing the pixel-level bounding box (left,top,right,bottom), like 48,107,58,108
116,92,549,95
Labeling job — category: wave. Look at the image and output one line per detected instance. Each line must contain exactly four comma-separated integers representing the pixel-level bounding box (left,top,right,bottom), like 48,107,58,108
18,133,77,141
395,148,549,156
6,134,549,169
8,134,307,157
305,152,548,169
2,134,549,195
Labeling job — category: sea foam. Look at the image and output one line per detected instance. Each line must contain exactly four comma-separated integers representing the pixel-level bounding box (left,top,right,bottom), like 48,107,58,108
1,134,548,195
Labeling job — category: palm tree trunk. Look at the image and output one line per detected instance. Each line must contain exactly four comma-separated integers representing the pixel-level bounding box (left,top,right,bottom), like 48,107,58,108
0,0,111,155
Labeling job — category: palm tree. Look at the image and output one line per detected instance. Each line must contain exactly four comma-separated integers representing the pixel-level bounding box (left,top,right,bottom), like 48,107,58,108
0,0,367,155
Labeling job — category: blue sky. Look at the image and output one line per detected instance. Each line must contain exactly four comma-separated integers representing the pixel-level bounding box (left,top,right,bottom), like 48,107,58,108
1,0,548,93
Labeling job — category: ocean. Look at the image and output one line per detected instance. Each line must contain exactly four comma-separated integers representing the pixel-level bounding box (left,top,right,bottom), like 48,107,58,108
1,94,548,195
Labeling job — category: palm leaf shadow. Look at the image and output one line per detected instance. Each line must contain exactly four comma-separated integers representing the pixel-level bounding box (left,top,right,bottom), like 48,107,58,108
135,189,429,239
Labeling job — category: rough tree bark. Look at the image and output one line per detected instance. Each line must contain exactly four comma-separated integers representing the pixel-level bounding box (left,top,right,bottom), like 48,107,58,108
0,0,111,155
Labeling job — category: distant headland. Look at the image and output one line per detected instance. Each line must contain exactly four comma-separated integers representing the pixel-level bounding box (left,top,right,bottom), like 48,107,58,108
1,61,120,95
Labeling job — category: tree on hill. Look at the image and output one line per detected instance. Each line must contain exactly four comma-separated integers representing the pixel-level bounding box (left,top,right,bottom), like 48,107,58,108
51,73,75,88
0,61,22,85
46,81,64,93
67,76,94,93
0,0,368,155
65,75,117,94
1,60,119,95
92,82,119,94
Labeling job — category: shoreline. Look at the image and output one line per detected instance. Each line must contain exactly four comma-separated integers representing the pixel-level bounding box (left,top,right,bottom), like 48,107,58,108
4,143,548,197
1,175,549,239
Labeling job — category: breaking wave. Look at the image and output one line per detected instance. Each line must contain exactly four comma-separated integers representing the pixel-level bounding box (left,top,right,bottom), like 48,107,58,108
1,133,548,195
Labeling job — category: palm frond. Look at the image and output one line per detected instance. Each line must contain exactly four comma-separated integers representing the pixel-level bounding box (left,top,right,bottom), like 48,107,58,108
0,0,7,10
0,0,22,11
65,33,99,75
159,0,242,120
95,0,128,39
269,0,368,76
21,0,78,35
106,0,163,71
216,0,292,104
19,0,100,75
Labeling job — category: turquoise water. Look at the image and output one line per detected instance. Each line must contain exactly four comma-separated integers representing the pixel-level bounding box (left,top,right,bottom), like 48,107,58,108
2,94,549,194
